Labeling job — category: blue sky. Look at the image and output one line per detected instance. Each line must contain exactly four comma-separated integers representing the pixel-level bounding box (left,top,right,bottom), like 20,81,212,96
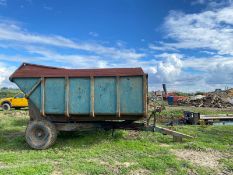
0,0,233,92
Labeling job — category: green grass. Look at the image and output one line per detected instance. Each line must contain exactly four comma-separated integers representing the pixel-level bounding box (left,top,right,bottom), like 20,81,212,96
149,106,233,123
163,106,233,115
0,110,232,175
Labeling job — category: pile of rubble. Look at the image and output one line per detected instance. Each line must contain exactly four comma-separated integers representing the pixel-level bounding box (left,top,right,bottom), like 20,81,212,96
178,90,233,108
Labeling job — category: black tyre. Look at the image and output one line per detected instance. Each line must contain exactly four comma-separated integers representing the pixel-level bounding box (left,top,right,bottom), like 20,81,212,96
2,103,11,111
25,120,57,149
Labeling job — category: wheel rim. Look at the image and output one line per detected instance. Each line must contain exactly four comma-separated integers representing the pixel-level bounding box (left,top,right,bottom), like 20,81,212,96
30,126,49,146
3,104,9,110
35,128,46,140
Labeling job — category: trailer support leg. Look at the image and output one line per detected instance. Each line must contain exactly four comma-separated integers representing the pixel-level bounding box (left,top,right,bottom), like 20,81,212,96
173,136,183,142
112,128,115,137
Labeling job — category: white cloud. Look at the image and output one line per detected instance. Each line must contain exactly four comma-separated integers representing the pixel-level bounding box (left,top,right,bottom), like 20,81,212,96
0,19,149,88
24,46,109,68
0,62,16,88
182,55,233,70
192,0,233,9
0,20,145,60
153,53,183,83
206,61,233,84
155,53,183,59
191,0,205,5
89,32,99,37
146,3,233,92
163,5,233,56
116,40,127,47
0,19,147,87
162,3,233,84
149,43,178,52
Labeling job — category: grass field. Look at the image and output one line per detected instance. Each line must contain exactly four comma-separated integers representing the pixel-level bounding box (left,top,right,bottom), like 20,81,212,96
0,109,232,175
153,106,233,123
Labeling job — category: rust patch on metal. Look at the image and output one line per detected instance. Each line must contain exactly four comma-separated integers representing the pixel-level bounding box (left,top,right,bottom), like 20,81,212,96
44,115,143,122
10,63,145,80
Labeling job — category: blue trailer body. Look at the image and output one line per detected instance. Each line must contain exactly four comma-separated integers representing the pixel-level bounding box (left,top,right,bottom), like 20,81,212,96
13,76,144,115
9,64,192,150
10,63,147,121
69,78,91,114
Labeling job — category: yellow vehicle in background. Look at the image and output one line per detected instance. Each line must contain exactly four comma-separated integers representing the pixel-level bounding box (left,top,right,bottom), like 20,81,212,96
0,93,28,111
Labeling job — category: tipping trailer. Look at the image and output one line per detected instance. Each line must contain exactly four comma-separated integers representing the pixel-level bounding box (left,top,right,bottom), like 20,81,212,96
10,63,192,149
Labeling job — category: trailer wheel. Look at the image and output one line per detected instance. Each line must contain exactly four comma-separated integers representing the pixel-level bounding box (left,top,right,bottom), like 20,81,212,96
25,120,57,149
2,103,11,111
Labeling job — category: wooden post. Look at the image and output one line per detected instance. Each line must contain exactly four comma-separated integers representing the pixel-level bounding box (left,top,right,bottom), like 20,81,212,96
173,136,183,142
41,77,45,117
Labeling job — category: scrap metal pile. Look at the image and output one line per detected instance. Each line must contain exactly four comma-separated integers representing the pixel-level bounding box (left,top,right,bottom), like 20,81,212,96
178,89,233,108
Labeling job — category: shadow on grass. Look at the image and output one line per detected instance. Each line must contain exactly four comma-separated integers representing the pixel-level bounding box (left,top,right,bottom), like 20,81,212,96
0,130,27,150
55,129,124,148
1,125,190,151
0,128,124,151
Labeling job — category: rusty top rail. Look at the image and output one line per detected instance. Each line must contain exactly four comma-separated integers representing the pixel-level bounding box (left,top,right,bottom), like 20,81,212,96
10,63,146,80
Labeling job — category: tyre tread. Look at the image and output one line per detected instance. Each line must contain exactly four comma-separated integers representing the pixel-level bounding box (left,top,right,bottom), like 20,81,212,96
25,120,57,149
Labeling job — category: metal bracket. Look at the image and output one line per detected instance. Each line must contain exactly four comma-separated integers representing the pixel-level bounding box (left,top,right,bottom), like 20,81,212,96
25,78,42,98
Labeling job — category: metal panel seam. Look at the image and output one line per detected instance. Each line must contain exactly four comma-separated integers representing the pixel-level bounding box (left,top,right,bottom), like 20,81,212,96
143,75,147,118
65,77,70,117
41,77,45,117
90,76,95,117
116,76,120,117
